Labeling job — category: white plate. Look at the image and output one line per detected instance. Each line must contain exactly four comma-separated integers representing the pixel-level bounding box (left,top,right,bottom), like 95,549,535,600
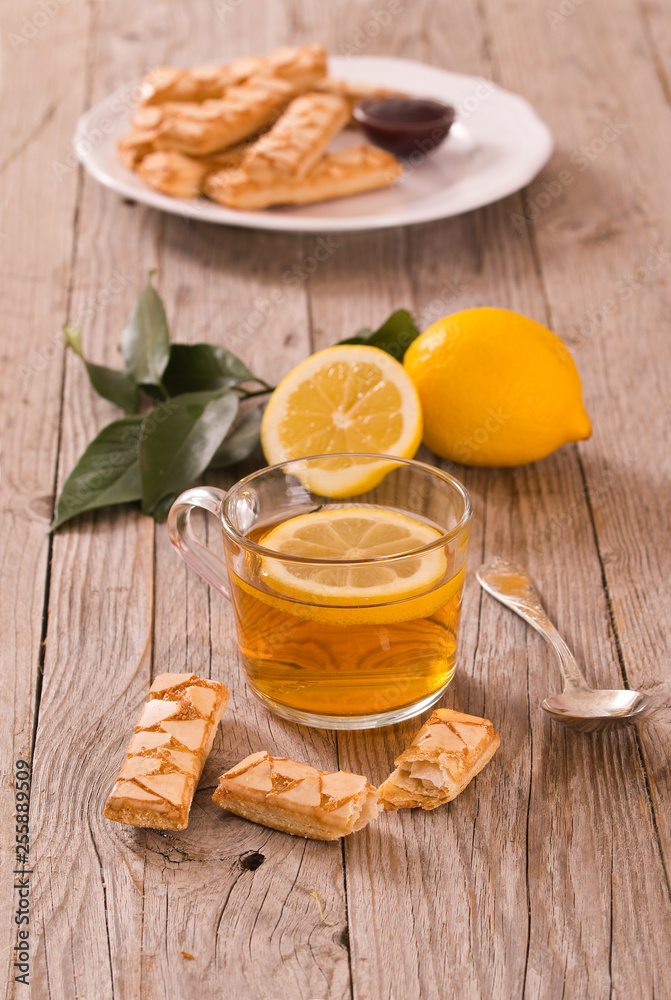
74,55,553,233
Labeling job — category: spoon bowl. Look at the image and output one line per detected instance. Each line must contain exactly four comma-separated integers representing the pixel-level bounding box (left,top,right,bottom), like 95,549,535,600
476,558,654,733
541,688,651,733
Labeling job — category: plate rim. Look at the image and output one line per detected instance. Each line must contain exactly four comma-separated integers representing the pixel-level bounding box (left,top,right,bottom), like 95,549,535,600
74,54,554,233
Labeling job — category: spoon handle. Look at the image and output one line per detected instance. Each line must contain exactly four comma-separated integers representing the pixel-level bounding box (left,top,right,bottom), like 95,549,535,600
476,558,591,692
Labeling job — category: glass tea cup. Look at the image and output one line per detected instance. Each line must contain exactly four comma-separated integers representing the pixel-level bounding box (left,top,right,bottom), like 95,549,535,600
167,454,471,730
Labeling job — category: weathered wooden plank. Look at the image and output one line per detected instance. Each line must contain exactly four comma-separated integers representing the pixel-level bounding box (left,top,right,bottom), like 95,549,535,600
28,4,174,997
0,2,92,997
28,179,160,1000
29,2,351,998
479,0,671,995
303,6,531,998
639,0,671,104
300,6,534,996
305,1,671,995
23,1,671,999
143,0,352,992
145,192,349,1000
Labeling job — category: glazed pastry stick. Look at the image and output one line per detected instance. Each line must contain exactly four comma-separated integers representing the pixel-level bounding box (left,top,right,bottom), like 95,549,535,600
104,672,229,831
137,145,253,197
140,64,239,105
378,709,500,811
240,92,350,180
131,103,190,131
117,128,160,169
119,99,243,169
153,76,297,156
119,102,209,168
213,751,382,840
264,43,327,90
205,143,403,209
138,151,213,198
140,44,326,105
314,78,410,119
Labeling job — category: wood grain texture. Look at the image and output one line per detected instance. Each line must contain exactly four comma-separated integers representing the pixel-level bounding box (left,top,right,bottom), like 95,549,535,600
5,0,669,998
0,2,91,997
479,1,671,995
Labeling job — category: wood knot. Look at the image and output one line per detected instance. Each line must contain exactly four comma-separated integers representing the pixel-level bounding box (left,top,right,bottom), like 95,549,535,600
240,851,265,871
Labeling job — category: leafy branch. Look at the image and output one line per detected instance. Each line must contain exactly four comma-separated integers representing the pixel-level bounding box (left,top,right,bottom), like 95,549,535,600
51,277,419,530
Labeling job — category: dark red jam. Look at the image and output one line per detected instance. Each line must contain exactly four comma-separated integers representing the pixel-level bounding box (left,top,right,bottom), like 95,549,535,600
353,97,456,159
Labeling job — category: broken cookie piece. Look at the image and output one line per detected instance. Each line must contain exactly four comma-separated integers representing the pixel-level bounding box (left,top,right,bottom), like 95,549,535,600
378,709,500,811
213,751,381,840
104,672,229,831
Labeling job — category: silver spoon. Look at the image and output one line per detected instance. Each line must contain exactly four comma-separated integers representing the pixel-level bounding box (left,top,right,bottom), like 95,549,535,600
476,557,652,733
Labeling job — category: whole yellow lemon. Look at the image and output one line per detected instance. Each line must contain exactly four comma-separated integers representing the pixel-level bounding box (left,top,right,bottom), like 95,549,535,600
403,308,592,466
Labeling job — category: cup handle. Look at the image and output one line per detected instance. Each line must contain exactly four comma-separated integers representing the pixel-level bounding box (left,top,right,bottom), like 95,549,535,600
167,486,231,601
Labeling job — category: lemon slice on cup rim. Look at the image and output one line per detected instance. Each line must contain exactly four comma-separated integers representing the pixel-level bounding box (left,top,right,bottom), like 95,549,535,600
260,344,423,497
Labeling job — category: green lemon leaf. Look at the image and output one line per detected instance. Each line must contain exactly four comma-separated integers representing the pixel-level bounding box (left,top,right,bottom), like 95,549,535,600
121,277,171,391
162,343,255,396
151,494,179,524
65,325,139,414
338,309,420,361
50,416,144,530
208,402,266,470
140,390,239,517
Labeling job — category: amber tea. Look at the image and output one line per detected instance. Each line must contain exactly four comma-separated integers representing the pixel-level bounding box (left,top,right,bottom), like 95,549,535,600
168,455,472,729
226,509,466,721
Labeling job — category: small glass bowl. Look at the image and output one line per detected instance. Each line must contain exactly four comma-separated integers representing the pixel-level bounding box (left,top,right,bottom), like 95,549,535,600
353,97,456,159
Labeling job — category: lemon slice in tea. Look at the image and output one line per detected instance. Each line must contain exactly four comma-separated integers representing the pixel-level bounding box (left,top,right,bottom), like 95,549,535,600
256,508,462,627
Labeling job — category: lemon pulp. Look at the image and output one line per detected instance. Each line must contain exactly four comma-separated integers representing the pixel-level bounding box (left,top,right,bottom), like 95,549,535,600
261,345,423,495
237,508,464,626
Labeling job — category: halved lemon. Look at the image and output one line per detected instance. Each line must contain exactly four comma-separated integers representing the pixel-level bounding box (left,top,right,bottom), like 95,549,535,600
260,345,423,496
250,508,463,626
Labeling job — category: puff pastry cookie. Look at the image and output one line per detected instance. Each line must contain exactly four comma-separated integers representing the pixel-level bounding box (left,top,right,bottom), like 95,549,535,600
117,127,160,169
137,145,253,197
240,92,349,180
140,44,326,105
104,672,229,830
205,143,402,209
153,76,297,156
213,751,381,840
378,709,500,810
314,78,409,118
138,151,212,197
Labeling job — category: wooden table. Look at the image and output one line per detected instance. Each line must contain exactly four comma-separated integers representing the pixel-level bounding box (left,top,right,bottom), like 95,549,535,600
3,2,670,997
